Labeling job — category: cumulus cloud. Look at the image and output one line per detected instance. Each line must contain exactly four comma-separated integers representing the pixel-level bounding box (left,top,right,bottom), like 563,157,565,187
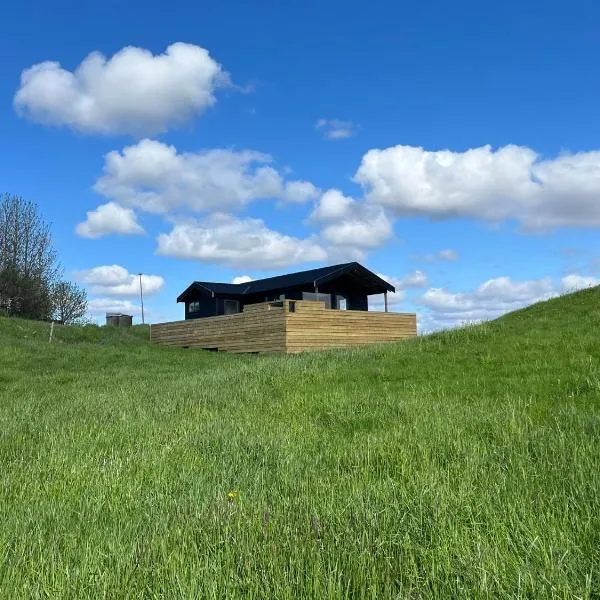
310,189,393,257
156,213,327,269
421,277,554,315
94,139,314,214
282,180,320,204
315,119,357,140
561,273,600,290
310,189,354,223
77,264,165,297
88,298,141,315
396,270,429,289
355,144,600,230
370,270,429,308
14,43,229,136
418,278,554,331
417,270,600,331
232,275,253,284
75,202,144,238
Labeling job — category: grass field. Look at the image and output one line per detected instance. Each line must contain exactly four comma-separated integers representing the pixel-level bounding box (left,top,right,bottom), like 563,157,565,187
1,289,599,599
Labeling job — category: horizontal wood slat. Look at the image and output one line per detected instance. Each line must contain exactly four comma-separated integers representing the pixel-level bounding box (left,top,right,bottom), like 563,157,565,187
151,300,416,353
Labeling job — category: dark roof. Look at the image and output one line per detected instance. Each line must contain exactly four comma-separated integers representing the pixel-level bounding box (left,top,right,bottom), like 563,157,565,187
177,262,395,302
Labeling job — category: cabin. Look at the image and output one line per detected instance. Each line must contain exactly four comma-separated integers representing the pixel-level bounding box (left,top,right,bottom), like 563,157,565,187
177,262,394,318
151,262,417,353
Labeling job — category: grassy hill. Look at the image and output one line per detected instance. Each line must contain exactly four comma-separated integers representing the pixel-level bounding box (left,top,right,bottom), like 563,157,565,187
1,289,599,599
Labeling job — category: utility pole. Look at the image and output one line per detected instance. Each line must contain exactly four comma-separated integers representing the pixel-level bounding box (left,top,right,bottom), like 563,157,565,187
138,273,145,324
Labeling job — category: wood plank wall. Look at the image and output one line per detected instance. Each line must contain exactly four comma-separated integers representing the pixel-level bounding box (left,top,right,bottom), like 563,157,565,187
150,300,417,353
284,300,416,352
150,303,287,353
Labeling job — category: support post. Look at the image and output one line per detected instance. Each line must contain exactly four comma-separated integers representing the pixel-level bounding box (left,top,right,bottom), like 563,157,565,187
138,273,145,325
384,291,388,313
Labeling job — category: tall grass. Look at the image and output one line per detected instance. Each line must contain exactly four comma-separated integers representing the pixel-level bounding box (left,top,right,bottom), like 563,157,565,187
0,289,599,598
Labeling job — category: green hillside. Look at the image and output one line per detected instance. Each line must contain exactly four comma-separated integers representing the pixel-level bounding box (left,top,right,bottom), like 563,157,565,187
1,289,599,598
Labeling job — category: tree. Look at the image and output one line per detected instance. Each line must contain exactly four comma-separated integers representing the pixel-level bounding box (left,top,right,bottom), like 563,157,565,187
0,194,59,320
52,281,88,324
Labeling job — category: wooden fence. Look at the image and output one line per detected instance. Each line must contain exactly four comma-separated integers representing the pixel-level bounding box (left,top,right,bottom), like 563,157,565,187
151,300,417,353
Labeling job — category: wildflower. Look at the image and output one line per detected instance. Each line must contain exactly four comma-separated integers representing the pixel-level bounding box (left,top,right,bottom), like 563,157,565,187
227,491,238,500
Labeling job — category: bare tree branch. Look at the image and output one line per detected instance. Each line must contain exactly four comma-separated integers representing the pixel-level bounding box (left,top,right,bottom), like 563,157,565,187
0,193,61,320
52,281,88,324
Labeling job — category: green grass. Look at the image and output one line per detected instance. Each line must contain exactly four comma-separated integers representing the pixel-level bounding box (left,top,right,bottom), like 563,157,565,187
1,289,599,599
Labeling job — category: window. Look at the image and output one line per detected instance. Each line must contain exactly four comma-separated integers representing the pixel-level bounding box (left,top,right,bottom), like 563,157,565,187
337,296,347,310
188,301,200,313
223,299,240,315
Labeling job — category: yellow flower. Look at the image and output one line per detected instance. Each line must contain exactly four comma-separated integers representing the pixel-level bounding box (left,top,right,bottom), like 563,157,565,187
227,491,238,500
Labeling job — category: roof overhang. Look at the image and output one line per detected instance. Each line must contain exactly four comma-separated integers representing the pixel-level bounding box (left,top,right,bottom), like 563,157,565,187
315,263,395,294
176,282,224,303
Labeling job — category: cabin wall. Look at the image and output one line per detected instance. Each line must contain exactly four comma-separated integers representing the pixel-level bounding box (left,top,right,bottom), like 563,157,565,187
346,295,368,311
186,295,245,319
243,289,304,304
243,290,346,310
184,286,373,320
216,297,244,316
186,295,218,319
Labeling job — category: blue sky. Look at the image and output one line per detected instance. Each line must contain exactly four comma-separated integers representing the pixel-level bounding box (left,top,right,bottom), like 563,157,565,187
2,0,600,329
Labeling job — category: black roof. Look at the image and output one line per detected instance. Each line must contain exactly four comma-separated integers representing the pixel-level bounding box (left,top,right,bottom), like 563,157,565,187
177,262,394,302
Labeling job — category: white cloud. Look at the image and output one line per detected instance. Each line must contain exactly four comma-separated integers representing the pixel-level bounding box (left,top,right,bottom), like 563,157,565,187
561,273,600,290
156,213,327,269
396,270,429,289
94,139,313,214
88,298,141,315
75,202,144,239
439,249,459,261
310,189,354,223
77,264,165,297
14,43,229,136
418,275,556,331
370,270,429,308
232,275,253,284
411,249,459,262
315,119,357,140
410,248,459,262
417,270,600,332
282,180,320,204
321,210,391,251
310,189,393,257
355,144,600,230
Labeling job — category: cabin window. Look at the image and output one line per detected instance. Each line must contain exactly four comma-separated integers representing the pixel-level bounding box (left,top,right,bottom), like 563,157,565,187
302,292,331,308
188,301,200,313
223,299,240,315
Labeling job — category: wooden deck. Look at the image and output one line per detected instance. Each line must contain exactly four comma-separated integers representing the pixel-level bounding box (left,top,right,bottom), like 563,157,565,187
150,300,417,353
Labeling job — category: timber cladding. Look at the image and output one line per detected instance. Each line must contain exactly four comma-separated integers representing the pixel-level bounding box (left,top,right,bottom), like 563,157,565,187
151,300,417,353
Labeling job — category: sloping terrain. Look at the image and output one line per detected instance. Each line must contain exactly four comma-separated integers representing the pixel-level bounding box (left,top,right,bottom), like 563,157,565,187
0,289,599,598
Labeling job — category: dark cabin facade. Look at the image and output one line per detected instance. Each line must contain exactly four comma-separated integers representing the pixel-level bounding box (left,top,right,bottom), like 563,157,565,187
176,262,395,320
